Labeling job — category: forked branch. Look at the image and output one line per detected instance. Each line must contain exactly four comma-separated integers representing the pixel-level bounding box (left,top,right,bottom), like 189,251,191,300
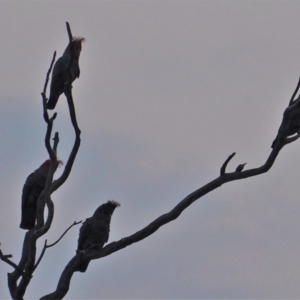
34,221,82,271
7,23,82,298
40,135,287,300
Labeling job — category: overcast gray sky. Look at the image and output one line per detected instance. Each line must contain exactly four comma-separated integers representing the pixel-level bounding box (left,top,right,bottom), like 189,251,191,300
2,0,300,299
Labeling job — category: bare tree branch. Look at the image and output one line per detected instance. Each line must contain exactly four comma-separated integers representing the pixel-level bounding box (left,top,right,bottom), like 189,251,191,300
0,247,29,278
4,22,83,300
235,163,246,172
52,132,59,154
33,240,47,272
64,88,81,134
49,82,81,194
34,221,81,272
40,141,287,299
42,52,58,161
7,34,78,297
7,50,63,298
42,51,56,97
47,221,82,248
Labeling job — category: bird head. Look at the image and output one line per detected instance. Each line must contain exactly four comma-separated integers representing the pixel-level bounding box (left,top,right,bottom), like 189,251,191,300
72,37,85,47
63,37,85,57
93,200,120,218
73,37,85,57
42,159,63,172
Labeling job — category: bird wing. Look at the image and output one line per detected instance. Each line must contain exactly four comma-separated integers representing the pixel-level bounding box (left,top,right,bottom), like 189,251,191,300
78,218,93,250
20,172,41,229
50,57,66,89
21,172,36,208
98,223,110,244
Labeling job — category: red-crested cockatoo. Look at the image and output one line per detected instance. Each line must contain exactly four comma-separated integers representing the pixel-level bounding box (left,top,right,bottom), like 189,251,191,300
20,159,62,230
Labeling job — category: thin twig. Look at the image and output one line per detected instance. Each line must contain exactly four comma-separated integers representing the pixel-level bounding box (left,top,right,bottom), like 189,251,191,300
48,221,82,248
66,22,73,42
44,117,58,160
235,163,246,172
34,221,82,273
33,240,47,272
52,132,59,155
51,127,80,194
42,52,59,160
220,152,236,176
43,51,56,96
0,248,28,278
65,88,81,135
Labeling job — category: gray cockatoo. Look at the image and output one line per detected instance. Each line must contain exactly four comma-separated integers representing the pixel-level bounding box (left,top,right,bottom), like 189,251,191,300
47,37,85,110
77,200,120,272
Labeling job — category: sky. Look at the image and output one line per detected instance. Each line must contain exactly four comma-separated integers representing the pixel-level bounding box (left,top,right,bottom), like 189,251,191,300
2,0,300,299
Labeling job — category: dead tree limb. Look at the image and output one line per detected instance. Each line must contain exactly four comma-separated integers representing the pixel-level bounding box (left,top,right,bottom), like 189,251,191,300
220,152,235,175
40,77,300,299
40,137,287,299
34,221,81,272
48,221,82,248
7,23,82,296
0,247,28,278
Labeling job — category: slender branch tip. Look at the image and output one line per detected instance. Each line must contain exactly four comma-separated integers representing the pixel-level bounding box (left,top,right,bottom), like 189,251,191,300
220,152,236,176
